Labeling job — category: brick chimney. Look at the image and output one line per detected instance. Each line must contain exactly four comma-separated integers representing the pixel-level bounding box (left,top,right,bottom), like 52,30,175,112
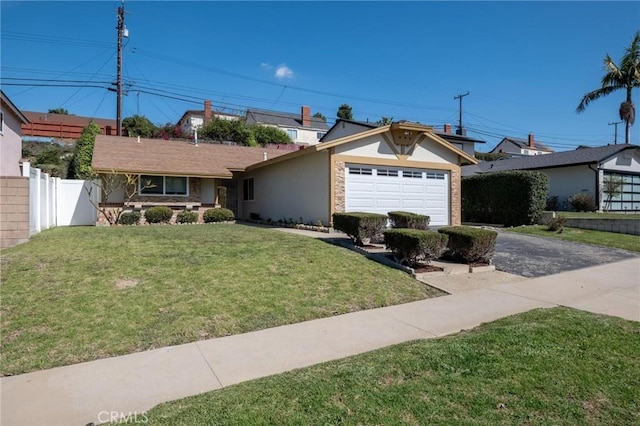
204,100,212,125
528,133,535,148
301,105,311,127
443,123,452,134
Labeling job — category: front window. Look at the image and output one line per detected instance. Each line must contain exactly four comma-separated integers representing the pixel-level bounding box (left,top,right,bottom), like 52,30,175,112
140,175,188,196
286,129,298,140
317,132,326,140
243,177,254,201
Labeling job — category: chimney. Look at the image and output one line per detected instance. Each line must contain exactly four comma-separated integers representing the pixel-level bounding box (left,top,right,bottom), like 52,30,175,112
443,123,452,134
204,100,212,124
528,133,535,147
301,105,311,127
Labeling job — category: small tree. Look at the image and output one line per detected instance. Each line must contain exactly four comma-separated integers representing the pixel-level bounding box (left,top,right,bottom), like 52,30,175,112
72,122,101,179
250,124,292,145
602,174,625,211
199,117,250,145
313,112,327,122
337,104,353,120
154,123,190,140
376,116,393,125
48,107,69,115
84,171,155,225
122,115,156,138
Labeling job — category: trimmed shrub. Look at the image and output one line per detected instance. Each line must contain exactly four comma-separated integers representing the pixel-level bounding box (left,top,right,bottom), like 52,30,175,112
332,212,388,246
176,210,198,224
546,215,566,232
462,171,549,226
118,211,141,225
144,206,173,224
388,211,430,230
203,208,234,223
568,192,596,212
438,226,498,264
384,229,448,266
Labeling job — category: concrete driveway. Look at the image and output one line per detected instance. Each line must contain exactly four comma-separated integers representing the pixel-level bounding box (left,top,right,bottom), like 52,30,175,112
493,231,639,278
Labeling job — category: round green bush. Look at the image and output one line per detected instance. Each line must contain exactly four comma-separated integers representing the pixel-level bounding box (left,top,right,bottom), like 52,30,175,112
118,211,141,225
203,208,234,223
177,210,198,224
568,193,596,212
144,206,174,224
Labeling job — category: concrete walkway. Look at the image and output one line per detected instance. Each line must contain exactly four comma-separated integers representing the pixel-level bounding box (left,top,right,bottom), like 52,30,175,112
1,258,639,426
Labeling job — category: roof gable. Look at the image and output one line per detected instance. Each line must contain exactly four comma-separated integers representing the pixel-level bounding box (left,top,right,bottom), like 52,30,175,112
1,91,29,124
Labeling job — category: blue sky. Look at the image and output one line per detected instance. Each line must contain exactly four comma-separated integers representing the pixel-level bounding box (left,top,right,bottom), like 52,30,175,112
2,1,639,151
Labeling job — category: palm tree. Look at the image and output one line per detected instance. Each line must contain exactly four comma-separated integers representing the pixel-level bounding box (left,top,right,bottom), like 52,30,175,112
577,31,640,144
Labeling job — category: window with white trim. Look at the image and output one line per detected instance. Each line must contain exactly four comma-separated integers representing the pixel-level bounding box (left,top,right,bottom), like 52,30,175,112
349,167,373,175
425,172,445,180
376,169,399,177
140,175,188,196
402,170,423,178
286,129,298,140
243,177,254,201
317,132,326,139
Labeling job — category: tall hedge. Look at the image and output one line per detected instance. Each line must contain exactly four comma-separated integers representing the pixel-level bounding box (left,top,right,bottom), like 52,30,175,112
462,171,549,226
72,122,101,179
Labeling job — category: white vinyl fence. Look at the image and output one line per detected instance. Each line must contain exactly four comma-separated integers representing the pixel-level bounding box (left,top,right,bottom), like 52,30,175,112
21,162,99,236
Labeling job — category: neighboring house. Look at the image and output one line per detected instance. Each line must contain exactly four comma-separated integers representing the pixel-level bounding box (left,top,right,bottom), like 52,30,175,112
321,119,485,157
463,144,640,212
92,122,477,226
177,100,241,134
21,111,118,140
489,134,554,156
1,90,30,176
245,106,329,145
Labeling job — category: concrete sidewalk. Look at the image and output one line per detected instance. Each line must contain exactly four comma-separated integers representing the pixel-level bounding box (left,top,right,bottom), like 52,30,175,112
1,258,638,426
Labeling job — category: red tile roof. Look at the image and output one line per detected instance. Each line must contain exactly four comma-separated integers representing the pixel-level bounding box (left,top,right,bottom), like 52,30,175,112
92,135,294,178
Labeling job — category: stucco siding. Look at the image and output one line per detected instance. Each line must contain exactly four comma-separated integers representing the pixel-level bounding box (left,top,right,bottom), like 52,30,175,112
410,139,458,164
0,108,24,176
243,151,330,224
543,165,597,208
334,134,396,158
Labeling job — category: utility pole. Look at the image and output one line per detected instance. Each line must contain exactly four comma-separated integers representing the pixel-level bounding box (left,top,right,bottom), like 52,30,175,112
608,120,623,145
116,3,125,136
454,91,469,136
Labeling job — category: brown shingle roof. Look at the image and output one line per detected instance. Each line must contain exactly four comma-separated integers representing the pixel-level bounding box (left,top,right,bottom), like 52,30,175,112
92,135,293,178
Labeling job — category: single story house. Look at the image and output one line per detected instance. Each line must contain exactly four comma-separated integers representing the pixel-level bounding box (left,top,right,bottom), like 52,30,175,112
489,134,554,157
91,121,477,226
1,90,30,176
321,119,485,158
463,144,640,212
245,106,329,146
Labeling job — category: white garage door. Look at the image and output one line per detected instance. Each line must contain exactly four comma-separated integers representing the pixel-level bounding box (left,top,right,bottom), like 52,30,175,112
345,164,450,226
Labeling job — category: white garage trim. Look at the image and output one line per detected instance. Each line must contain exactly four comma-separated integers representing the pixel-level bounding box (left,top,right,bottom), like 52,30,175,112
345,164,450,226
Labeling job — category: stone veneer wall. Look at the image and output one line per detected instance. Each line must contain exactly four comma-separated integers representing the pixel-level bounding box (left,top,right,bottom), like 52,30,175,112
333,161,345,220
0,177,30,248
450,168,461,226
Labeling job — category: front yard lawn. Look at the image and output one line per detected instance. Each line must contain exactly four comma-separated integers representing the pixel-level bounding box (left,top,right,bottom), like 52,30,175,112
146,308,640,425
0,224,442,376
558,211,640,219
506,225,640,253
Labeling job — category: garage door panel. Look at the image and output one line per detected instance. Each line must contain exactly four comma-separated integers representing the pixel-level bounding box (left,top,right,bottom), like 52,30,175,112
346,164,450,226
376,183,402,193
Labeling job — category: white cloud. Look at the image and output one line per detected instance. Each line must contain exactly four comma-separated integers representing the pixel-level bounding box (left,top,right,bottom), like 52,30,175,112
261,62,273,70
275,64,294,79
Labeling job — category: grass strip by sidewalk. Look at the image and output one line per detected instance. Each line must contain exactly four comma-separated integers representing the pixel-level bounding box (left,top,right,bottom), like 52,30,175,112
145,308,640,425
0,224,442,376
505,225,640,253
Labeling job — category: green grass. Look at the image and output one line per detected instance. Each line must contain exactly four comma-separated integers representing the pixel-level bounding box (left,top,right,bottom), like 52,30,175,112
0,224,442,376
557,212,640,219
145,308,640,425
506,226,640,253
